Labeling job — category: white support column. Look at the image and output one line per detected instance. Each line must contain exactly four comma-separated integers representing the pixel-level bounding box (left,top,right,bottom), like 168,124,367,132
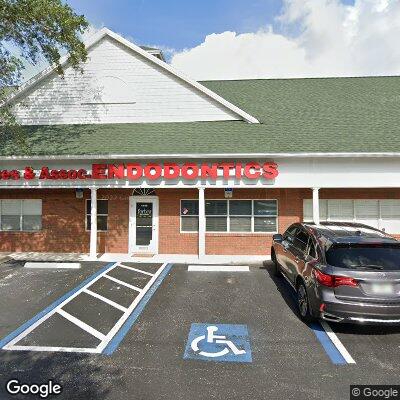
198,187,206,258
89,187,98,260
312,187,320,225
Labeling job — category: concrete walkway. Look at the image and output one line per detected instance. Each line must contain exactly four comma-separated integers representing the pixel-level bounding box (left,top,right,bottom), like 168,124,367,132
5,252,269,264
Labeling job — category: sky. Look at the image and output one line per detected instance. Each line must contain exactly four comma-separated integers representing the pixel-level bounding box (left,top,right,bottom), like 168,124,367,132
22,0,400,80
66,0,288,51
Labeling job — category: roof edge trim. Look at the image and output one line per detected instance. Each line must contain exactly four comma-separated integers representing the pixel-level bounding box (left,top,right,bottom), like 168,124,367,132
2,152,400,161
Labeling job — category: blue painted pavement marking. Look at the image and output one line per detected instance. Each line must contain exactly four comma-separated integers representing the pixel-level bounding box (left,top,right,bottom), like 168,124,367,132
285,282,349,365
103,263,173,355
0,262,116,349
309,322,346,365
183,323,252,363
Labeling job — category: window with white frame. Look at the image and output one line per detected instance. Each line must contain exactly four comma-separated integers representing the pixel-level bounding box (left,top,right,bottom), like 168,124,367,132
180,200,199,232
303,199,400,233
180,199,278,233
229,200,252,232
0,200,42,231
86,199,109,231
206,200,228,232
253,200,278,232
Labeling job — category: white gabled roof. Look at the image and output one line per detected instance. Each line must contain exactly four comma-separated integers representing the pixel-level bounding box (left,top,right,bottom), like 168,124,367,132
7,27,259,124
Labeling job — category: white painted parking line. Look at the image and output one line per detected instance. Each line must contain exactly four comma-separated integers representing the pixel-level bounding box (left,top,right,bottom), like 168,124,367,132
118,264,155,276
2,262,169,354
57,309,106,341
2,262,119,351
97,262,170,353
188,265,249,272
103,274,142,291
83,288,128,312
8,345,100,353
320,321,356,364
24,262,81,269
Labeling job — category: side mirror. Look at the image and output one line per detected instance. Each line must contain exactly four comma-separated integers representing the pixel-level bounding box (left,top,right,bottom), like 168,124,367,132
273,234,283,243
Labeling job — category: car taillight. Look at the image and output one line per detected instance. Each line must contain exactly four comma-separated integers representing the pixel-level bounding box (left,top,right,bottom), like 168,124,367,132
334,275,358,287
313,269,358,287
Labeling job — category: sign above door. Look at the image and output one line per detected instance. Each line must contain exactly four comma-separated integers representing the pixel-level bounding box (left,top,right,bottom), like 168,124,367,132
1,162,278,182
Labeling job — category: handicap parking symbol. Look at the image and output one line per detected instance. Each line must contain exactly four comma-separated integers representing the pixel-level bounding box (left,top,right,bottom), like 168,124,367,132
183,323,252,363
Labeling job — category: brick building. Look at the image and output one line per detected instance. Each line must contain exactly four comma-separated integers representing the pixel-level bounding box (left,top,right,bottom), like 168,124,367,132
2,28,400,258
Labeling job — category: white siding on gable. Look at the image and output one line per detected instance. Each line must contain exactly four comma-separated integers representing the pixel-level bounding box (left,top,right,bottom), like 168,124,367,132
12,36,240,125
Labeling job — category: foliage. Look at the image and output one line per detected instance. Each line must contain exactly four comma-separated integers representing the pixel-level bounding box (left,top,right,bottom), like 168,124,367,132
0,0,88,140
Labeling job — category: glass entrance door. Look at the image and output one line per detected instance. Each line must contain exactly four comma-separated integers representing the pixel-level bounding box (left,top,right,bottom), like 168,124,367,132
136,202,153,246
129,197,158,254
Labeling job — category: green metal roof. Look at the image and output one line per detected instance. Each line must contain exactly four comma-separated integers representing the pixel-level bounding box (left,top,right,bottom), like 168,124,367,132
2,75,400,156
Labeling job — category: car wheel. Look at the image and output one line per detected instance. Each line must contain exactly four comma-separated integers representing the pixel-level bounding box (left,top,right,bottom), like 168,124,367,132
296,281,314,322
271,249,280,277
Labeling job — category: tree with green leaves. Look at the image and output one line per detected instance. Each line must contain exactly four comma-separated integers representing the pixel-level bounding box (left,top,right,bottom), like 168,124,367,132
0,0,88,130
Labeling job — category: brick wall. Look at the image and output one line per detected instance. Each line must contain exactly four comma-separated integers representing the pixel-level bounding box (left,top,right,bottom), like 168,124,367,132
157,189,198,254
158,187,303,255
0,189,88,253
0,189,129,254
0,187,399,255
202,188,301,255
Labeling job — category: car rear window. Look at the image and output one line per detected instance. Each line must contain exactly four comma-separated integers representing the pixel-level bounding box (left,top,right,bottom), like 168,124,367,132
325,244,400,270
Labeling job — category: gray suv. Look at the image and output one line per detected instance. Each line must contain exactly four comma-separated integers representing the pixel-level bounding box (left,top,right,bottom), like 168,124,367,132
271,222,400,324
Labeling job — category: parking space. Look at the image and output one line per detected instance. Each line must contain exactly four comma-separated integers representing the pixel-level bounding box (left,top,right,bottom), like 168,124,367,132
0,260,109,340
269,264,400,369
0,259,400,399
324,322,400,367
0,261,170,354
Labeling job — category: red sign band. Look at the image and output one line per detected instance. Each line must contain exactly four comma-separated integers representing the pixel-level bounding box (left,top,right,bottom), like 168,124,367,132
0,162,279,181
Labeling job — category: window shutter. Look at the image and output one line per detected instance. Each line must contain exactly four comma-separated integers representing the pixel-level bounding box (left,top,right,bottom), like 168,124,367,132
303,200,312,221
319,200,328,220
380,200,400,233
327,200,353,221
354,200,379,228
380,200,400,219
303,199,328,222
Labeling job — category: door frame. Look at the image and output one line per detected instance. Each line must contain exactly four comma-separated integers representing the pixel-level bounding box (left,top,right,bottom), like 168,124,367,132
129,196,159,254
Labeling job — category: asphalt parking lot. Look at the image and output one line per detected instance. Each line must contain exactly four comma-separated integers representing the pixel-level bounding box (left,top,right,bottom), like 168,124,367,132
1,259,400,400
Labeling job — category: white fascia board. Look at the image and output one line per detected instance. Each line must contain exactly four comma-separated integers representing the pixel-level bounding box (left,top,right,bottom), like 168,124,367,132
5,27,259,124
2,152,400,161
